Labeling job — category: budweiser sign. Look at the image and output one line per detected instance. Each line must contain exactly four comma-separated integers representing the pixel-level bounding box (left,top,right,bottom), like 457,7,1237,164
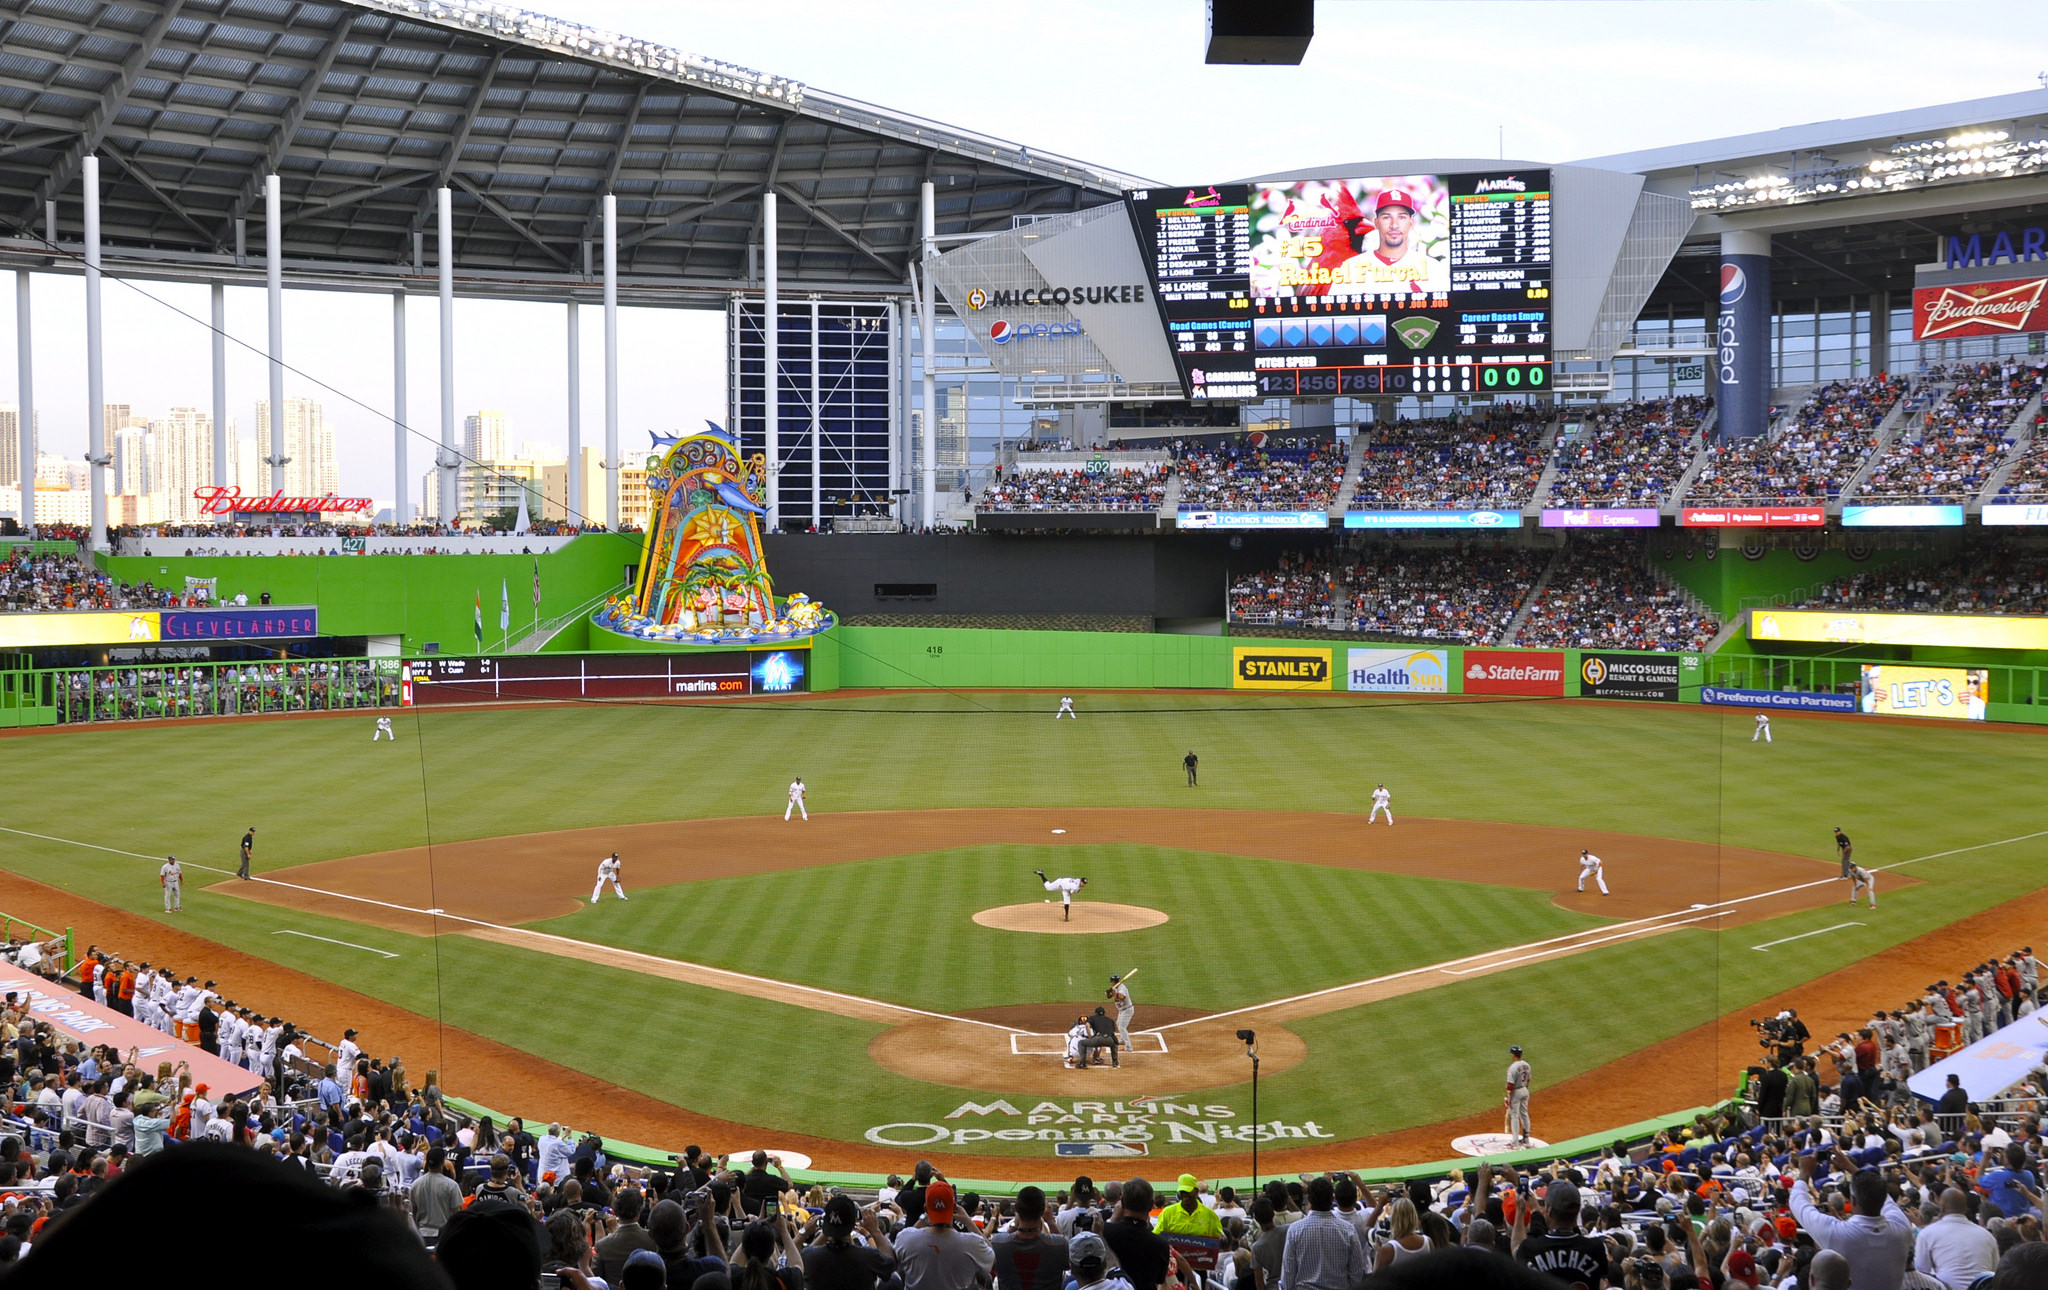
192,486,374,515
1913,277,2048,340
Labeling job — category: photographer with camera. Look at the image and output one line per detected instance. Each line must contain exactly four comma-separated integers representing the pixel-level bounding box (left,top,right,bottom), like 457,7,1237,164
1788,1143,1910,1289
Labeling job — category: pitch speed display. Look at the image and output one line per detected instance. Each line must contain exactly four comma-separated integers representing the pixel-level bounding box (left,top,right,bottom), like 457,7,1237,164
1125,171,1551,401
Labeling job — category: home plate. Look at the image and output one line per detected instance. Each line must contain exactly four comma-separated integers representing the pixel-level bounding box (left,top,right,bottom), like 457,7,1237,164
1451,1133,1548,1157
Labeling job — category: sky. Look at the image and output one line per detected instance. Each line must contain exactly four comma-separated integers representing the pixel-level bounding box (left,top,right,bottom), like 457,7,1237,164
4,0,2044,506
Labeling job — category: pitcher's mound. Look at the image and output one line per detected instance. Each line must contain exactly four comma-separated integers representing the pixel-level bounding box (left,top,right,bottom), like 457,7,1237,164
975,903,1169,934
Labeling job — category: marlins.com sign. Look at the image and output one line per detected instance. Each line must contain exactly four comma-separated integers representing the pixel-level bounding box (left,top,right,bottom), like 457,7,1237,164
1232,647,1331,690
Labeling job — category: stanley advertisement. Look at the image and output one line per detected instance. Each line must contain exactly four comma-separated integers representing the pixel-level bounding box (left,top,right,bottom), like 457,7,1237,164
1232,647,1333,690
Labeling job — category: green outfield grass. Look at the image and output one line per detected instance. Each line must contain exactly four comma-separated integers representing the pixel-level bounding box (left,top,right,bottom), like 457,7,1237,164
3,692,2046,1158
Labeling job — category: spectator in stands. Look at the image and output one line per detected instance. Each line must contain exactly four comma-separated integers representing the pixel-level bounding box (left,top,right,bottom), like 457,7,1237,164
1547,396,1709,507
805,1192,899,1290
1517,536,1720,651
1103,1178,1172,1290
991,1184,1067,1290
979,464,1169,513
1281,1175,1366,1290
1178,437,1346,511
896,1181,994,1290
1788,1144,1910,1287
1688,375,1905,505
1916,1184,1999,1290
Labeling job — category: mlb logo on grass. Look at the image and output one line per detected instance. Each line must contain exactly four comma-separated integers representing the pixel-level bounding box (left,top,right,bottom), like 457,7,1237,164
1347,648,1447,694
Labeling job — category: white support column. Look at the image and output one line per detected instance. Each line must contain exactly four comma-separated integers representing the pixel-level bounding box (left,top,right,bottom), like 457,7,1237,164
392,292,408,524
265,172,286,495
566,300,581,527
603,193,619,529
438,187,456,525
763,188,779,531
84,155,106,548
210,283,227,489
919,180,937,530
14,270,32,533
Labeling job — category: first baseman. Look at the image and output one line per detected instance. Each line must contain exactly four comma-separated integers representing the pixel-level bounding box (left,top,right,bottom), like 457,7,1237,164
1577,849,1608,895
159,855,183,913
1848,863,1877,909
591,852,627,903
1369,783,1393,825
1035,870,1086,921
1108,974,1135,1050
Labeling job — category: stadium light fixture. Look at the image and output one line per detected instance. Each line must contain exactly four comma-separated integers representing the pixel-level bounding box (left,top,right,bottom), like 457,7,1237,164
1688,126,2048,211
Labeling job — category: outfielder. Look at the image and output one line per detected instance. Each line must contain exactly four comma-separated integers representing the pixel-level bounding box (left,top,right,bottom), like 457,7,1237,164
1576,849,1608,895
1056,696,1076,719
1369,783,1393,825
1753,713,1771,743
1847,862,1877,909
1035,870,1087,920
160,855,183,913
373,716,395,742
1505,1045,1532,1148
1109,972,1136,1050
785,777,808,821
591,852,627,903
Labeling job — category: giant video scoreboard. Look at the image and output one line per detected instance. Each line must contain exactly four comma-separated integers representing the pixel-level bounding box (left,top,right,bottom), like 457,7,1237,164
1124,171,1552,401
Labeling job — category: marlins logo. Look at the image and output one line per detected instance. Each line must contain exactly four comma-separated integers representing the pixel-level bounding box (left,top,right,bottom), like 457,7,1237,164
1393,316,1440,350
966,288,988,311
1720,263,1746,306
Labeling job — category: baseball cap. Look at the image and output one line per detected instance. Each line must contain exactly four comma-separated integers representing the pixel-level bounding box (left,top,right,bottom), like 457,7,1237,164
1178,1174,1200,1194
622,1249,667,1290
1774,1213,1798,1241
1510,1045,1522,1055
1727,1250,1759,1286
1069,1232,1109,1267
1375,189,1419,214
926,1180,957,1225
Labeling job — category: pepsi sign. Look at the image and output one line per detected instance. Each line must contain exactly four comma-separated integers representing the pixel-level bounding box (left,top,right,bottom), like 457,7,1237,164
1715,253,1772,439
987,319,1082,345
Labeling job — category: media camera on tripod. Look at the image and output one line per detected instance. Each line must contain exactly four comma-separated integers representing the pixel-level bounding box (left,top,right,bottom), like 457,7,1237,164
1750,1008,1810,1062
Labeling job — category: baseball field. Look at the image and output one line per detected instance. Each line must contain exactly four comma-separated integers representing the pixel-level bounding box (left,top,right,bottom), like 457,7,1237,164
3,687,2046,1180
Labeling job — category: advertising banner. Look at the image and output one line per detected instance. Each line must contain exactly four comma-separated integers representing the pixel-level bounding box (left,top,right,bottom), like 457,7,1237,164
1912,276,2048,341
0,973,262,1097
1462,649,1564,696
1179,510,1327,530
1346,648,1448,693
1859,664,1987,720
403,650,809,705
1231,646,1332,690
1700,686,1857,713
1715,251,1773,438
1751,609,2048,651
1539,508,1660,529
0,609,159,649
1343,510,1520,530
1981,503,2048,526
1679,506,1825,527
1841,504,1965,528
1579,652,1683,701
160,607,319,641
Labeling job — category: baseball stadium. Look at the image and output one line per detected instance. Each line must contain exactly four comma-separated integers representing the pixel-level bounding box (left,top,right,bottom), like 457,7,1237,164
3,1,2048,1286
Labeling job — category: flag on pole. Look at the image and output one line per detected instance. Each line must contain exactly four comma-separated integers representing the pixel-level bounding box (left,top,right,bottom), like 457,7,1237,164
499,579,510,632
473,589,483,649
532,556,542,609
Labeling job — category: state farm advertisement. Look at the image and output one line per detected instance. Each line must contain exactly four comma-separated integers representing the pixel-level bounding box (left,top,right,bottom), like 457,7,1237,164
1462,649,1565,696
1913,276,2048,341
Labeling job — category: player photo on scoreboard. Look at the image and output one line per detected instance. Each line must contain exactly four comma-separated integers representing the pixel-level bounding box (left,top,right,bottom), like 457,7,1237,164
1249,176,1451,299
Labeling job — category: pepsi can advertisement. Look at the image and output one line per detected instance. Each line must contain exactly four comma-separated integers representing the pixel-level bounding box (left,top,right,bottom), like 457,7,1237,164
1715,249,1772,439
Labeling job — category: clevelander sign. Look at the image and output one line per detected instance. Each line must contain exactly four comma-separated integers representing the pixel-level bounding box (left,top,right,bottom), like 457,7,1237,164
1232,646,1331,690
1347,648,1447,694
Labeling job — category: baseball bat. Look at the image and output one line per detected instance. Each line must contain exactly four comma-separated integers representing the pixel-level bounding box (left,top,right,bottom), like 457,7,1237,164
1120,967,1139,984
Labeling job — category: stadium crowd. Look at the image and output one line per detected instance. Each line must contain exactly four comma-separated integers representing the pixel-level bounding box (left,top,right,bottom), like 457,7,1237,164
54,659,400,723
1546,398,1711,508
1350,412,1548,510
1687,376,1907,505
0,549,177,612
1793,546,2048,616
1855,363,2045,503
1228,544,1546,643
1516,537,1721,651
1177,440,1347,511
977,466,1170,513
0,924,2043,1289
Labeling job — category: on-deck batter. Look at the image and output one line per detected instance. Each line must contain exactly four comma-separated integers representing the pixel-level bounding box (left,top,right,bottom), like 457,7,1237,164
1369,783,1393,825
1576,849,1608,895
1505,1044,1532,1147
1035,870,1087,921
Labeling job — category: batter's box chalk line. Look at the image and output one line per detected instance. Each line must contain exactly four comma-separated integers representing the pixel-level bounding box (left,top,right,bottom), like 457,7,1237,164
1010,1031,1170,1056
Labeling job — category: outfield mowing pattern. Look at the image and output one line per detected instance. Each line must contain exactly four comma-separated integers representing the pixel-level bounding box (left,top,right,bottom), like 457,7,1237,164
4,693,2047,1157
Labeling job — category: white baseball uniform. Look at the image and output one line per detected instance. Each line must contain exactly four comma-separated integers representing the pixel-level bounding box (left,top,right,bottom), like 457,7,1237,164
1577,852,1608,895
1505,1057,1532,1145
1064,1020,1089,1068
1110,979,1135,1049
785,779,808,821
1369,786,1393,825
373,716,395,741
1044,876,1085,912
1056,696,1076,719
159,859,183,912
591,855,626,903
1848,864,1876,908
1753,713,1771,742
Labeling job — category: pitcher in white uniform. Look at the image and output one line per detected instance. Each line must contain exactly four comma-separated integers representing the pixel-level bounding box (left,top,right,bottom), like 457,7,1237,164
1505,1045,1532,1147
1369,783,1393,825
591,852,627,903
1034,870,1086,921
785,777,808,821
1577,849,1608,895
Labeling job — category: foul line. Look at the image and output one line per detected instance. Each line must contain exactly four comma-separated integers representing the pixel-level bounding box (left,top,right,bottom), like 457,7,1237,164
1752,922,1864,952
272,929,400,959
